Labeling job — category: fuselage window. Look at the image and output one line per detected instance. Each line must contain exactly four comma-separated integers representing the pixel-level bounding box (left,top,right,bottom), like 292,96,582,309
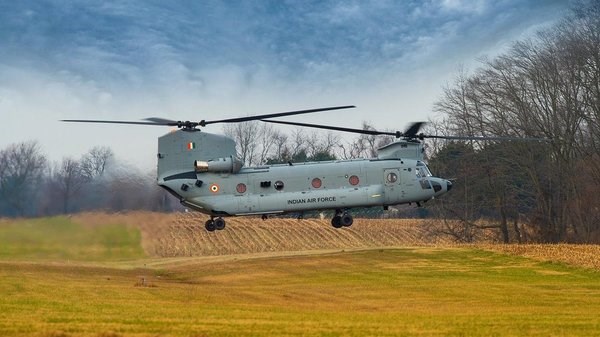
274,180,284,190
312,178,322,188
386,172,398,183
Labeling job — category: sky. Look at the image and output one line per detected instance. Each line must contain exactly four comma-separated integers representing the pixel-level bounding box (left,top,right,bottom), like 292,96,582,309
0,0,570,169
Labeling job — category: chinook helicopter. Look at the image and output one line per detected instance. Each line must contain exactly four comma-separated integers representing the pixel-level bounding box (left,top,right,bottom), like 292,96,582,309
62,105,534,231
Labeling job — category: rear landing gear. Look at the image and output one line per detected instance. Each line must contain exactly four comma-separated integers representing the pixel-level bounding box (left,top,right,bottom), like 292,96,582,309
331,210,353,229
214,218,225,230
205,217,226,231
340,213,353,227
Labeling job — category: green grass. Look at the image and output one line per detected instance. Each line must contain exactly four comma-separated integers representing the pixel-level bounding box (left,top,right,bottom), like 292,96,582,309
1,247,599,336
1,216,599,336
0,216,146,261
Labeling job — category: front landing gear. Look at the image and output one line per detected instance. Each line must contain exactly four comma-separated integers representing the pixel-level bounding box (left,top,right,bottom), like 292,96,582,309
205,217,226,231
331,210,353,229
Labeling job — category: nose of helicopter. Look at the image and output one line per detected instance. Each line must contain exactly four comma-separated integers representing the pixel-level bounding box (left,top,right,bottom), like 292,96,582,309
430,178,453,197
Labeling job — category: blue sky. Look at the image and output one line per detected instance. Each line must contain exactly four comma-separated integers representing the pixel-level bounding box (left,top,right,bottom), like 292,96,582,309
0,0,570,167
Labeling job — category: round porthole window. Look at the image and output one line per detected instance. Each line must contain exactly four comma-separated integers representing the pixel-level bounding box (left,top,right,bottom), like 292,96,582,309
236,183,247,194
312,178,322,188
349,175,359,186
386,172,398,183
274,180,284,190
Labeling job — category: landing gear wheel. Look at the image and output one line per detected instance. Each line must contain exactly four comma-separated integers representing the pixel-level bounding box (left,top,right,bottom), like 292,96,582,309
331,216,343,228
214,218,226,230
340,213,353,227
205,219,216,232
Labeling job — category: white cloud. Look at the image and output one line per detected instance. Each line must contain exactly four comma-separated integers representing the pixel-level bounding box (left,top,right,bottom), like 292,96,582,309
440,0,488,14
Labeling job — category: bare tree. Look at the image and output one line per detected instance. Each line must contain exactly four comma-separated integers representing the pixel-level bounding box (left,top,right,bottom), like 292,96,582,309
0,141,47,216
255,123,278,165
338,138,366,159
303,131,340,160
53,157,87,213
269,130,289,163
80,146,114,179
289,128,308,160
337,122,395,159
431,0,600,242
223,121,282,166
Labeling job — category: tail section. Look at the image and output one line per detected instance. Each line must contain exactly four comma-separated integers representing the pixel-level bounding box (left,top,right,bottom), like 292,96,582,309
156,130,237,181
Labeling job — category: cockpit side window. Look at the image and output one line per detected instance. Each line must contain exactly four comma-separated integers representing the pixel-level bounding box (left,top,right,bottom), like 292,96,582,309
416,161,432,177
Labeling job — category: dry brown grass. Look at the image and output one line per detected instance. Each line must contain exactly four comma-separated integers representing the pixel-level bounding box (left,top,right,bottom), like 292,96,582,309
71,211,454,257
159,213,461,256
478,244,600,270
69,212,600,271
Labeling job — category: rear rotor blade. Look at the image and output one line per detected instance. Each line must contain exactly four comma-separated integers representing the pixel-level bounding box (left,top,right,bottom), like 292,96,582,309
261,119,428,139
262,118,547,142
261,119,400,137
404,122,426,138
418,134,548,141
201,105,355,126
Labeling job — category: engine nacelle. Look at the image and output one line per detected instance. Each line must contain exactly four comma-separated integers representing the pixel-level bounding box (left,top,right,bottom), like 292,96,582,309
194,156,243,174
377,140,424,160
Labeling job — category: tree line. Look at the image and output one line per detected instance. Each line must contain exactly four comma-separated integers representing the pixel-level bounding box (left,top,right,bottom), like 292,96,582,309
426,0,600,243
0,142,176,217
222,121,395,165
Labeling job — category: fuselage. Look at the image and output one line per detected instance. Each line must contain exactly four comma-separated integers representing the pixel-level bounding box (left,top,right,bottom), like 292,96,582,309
158,157,451,216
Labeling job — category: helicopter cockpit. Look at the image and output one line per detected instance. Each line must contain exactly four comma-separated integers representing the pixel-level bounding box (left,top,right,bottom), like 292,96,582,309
414,160,452,195
415,161,432,178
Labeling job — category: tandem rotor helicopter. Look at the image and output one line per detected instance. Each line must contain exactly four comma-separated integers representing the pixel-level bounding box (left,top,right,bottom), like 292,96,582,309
63,105,538,231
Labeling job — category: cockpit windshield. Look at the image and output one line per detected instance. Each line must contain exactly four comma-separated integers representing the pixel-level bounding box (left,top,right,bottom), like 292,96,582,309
416,161,432,178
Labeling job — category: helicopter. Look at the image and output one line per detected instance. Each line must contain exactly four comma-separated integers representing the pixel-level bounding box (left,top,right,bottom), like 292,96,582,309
62,105,538,231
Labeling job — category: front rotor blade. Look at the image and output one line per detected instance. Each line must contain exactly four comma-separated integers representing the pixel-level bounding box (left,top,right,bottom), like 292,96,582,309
61,119,169,126
202,105,356,126
421,134,548,141
261,119,398,137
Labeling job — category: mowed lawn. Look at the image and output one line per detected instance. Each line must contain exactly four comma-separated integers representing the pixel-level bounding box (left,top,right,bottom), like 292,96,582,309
0,217,599,336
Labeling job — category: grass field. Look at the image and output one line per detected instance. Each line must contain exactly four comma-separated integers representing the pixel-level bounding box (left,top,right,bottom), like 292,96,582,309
0,214,599,337
0,216,145,261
